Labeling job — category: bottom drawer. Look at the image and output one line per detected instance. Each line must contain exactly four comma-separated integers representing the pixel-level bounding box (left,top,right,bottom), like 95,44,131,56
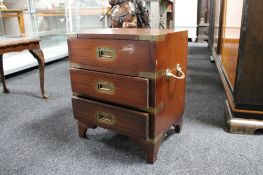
72,96,149,140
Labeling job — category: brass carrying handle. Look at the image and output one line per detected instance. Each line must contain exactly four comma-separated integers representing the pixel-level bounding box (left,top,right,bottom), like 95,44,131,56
96,111,115,125
166,64,185,80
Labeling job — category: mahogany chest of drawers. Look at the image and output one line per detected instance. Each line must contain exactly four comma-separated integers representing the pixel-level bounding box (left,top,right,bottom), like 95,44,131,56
68,29,188,163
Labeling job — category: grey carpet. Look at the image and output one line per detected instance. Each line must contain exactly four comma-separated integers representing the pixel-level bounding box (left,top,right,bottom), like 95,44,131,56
0,44,262,175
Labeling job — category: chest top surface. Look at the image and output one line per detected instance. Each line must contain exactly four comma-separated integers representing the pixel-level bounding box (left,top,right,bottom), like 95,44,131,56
74,28,186,41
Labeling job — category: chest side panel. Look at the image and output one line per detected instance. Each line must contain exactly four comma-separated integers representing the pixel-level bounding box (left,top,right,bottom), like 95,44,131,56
153,31,188,137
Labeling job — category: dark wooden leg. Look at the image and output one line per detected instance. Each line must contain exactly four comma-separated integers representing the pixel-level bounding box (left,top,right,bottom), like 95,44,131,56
145,142,161,164
78,121,88,138
131,134,165,164
77,120,97,138
0,54,9,93
29,49,47,99
173,118,183,133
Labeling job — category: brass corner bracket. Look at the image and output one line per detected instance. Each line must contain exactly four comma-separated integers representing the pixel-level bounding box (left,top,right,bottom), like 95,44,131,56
67,33,77,39
142,103,164,114
138,70,166,80
138,34,166,41
146,133,164,144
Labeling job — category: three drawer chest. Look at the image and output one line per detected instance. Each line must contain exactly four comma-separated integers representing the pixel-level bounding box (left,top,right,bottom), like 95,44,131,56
68,28,188,163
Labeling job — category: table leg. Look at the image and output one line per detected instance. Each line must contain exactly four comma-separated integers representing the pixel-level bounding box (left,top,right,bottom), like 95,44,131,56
29,49,48,99
0,54,9,93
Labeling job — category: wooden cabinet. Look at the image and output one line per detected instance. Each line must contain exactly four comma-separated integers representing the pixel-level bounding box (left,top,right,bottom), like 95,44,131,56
210,0,263,134
68,28,188,163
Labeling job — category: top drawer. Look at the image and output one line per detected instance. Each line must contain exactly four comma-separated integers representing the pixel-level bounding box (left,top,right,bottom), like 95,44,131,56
68,38,154,76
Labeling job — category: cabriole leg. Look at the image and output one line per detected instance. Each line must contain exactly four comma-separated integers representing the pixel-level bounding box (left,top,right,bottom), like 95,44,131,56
29,49,47,99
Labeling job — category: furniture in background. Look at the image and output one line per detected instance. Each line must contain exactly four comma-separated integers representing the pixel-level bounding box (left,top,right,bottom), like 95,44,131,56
67,0,110,32
68,28,188,163
0,37,47,99
0,9,25,36
210,0,263,134
0,0,68,75
145,0,174,29
174,0,198,41
197,0,211,42
0,0,7,10
1,0,109,76
30,0,68,58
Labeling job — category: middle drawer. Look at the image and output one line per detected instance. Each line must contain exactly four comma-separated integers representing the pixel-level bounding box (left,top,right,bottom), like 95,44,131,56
70,68,149,109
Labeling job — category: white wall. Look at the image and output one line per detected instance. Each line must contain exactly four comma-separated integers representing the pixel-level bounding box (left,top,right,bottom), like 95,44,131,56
223,0,244,39
174,0,198,41
225,0,243,27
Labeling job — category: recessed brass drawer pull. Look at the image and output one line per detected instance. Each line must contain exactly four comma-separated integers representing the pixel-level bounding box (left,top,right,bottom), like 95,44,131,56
96,47,116,60
95,81,115,95
96,111,115,125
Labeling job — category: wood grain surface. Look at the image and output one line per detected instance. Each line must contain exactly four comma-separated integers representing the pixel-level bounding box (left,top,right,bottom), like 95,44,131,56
70,68,149,109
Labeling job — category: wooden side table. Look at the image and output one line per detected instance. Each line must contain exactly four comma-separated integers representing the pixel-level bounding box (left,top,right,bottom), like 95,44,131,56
0,38,47,99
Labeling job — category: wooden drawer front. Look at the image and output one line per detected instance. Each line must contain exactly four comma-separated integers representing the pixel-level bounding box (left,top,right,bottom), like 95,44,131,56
68,38,153,76
72,97,149,140
70,68,149,109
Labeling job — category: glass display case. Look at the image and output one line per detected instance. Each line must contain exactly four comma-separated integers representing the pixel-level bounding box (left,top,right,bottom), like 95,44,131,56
1,0,110,75
67,0,110,33
0,16,4,37
1,0,68,75
0,0,31,37
29,0,110,54
29,0,67,54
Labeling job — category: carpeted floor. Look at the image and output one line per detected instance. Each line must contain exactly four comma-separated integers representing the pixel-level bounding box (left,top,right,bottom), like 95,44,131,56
0,44,262,175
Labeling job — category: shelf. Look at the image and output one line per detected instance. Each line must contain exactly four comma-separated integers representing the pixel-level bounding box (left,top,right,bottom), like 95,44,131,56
37,30,67,37
0,9,24,13
71,7,111,15
145,0,173,3
0,9,24,18
36,9,65,17
35,7,111,17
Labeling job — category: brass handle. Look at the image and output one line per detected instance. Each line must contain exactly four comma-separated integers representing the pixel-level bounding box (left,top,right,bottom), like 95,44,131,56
96,47,116,59
96,111,115,125
95,81,115,95
166,64,185,80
